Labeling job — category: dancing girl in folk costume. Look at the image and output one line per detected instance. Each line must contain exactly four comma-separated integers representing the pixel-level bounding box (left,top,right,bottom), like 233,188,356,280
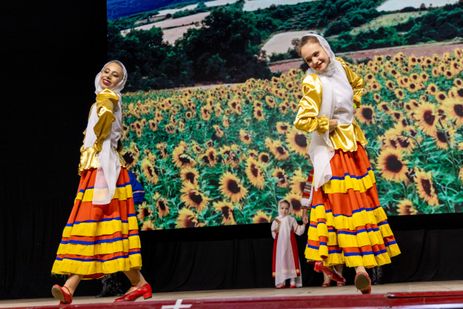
51,60,152,304
271,199,306,289
294,34,401,294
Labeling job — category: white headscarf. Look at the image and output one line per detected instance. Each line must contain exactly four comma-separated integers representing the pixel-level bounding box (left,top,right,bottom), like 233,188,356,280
94,60,128,96
301,33,353,190
86,60,128,205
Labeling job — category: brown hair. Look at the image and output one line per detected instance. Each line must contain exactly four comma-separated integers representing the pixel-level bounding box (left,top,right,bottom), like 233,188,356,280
296,35,320,57
278,199,290,208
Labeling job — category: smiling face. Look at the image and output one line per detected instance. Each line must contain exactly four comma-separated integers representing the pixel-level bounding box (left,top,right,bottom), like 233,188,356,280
279,200,290,217
99,62,124,90
300,40,331,73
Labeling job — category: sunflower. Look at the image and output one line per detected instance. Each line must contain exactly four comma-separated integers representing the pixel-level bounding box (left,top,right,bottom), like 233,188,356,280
245,157,265,189
141,220,156,231
190,142,203,154
394,89,405,100
180,183,209,212
258,152,271,164
130,120,143,138
410,73,420,82
141,157,158,184
252,210,272,224
276,122,290,134
420,72,429,82
155,196,170,218
176,208,199,228
407,82,422,93
204,147,218,167
247,149,258,159
219,172,248,202
239,130,252,145
454,78,463,88
200,106,212,121
290,169,307,195
397,199,418,215
285,192,304,218
213,125,224,139
165,124,176,134
286,127,308,156
214,103,223,117
370,81,381,92
415,103,438,136
377,149,409,182
435,92,447,104
253,107,265,121
253,100,263,109
265,96,276,108
272,167,288,187
432,128,455,150
278,103,289,114
414,168,439,206
356,105,375,124
449,87,463,100
180,167,200,186
223,116,230,128
213,201,236,225
442,97,463,127
228,99,242,114
266,139,289,161
137,202,153,221
148,119,158,132
444,70,454,79
172,144,196,169
378,102,390,112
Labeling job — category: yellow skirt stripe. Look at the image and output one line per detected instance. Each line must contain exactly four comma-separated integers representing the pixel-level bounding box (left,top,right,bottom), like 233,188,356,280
52,253,142,277
62,216,139,238
322,169,376,194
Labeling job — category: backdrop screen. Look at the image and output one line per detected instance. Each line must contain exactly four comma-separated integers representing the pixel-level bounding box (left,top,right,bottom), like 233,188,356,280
107,0,463,230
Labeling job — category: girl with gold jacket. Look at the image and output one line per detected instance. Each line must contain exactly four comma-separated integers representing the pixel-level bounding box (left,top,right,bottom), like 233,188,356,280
294,34,400,294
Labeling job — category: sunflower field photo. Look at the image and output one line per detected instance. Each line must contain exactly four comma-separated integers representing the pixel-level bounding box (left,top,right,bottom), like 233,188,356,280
108,0,463,229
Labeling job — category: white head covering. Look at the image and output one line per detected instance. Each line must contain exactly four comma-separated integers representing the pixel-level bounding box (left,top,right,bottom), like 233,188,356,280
94,60,128,96
277,199,291,218
300,33,354,190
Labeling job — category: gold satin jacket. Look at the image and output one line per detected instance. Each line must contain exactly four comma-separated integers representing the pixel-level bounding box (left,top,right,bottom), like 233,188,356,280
78,89,122,174
293,58,367,152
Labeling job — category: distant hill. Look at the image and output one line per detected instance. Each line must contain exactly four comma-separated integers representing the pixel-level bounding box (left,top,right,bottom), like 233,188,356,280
107,0,200,19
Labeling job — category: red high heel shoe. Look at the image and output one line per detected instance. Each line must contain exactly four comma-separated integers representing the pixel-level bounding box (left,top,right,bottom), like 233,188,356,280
355,271,371,294
114,283,152,302
314,262,346,284
51,284,73,304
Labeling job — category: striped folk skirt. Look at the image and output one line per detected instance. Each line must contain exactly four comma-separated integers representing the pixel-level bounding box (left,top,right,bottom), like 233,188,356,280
51,167,142,279
305,144,401,268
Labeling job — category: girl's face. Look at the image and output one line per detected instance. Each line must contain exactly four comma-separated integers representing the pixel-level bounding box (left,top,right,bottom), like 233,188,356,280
99,62,124,90
279,202,290,216
300,41,330,73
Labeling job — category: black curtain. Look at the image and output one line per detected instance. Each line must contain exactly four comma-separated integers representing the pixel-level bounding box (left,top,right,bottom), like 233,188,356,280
1,0,463,301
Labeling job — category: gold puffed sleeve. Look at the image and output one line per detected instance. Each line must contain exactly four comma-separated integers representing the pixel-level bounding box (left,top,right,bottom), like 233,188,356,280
294,74,329,133
338,57,364,108
93,89,119,153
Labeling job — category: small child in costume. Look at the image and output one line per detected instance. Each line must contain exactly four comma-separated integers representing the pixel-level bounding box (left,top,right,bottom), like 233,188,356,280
271,199,306,288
